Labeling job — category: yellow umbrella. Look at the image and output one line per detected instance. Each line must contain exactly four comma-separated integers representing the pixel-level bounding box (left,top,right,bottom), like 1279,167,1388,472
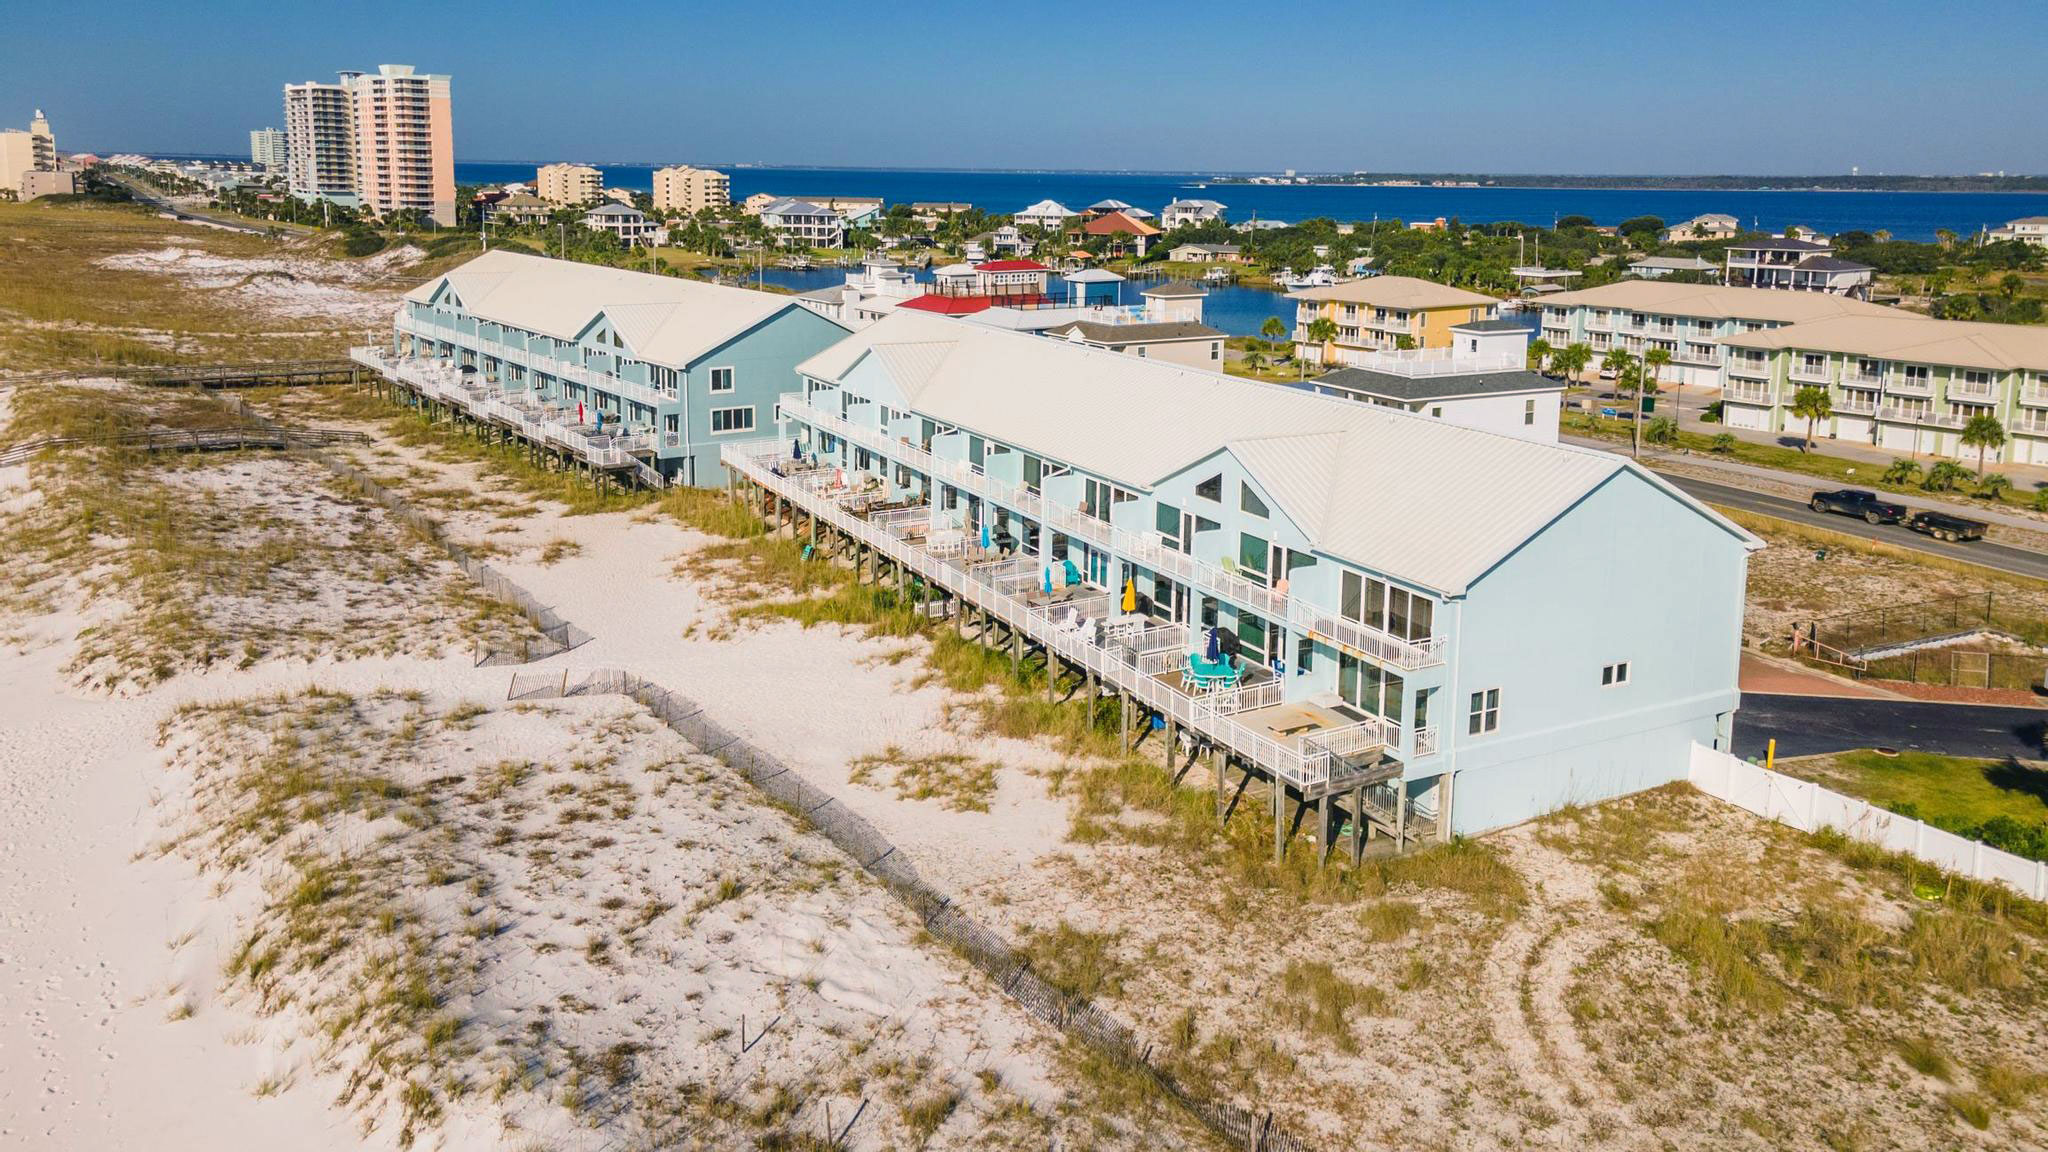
1121,578,1137,613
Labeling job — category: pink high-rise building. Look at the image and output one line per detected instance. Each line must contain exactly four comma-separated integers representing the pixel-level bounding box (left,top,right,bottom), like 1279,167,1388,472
284,64,453,227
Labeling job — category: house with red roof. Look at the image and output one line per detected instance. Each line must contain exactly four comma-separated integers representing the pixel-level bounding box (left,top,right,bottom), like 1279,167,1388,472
899,259,1053,315
1075,210,1164,257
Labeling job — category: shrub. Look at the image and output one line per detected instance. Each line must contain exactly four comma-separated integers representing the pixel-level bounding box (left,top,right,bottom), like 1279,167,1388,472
342,230,386,258
1710,433,1737,454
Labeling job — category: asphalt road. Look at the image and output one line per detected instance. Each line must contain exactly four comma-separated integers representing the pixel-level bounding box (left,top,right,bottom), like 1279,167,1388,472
1666,475,2048,582
108,173,268,235
1736,694,2047,760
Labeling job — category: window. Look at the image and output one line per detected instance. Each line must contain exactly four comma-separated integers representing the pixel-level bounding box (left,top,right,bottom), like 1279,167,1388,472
1210,342,1221,361
1240,484,1269,518
1431,406,1444,418
1238,533,1269,576
1341,571,1363,621
1524,398,1536,426
708,366,734,393
1137,347,1148,358
1602,661,1630,686
1194,474,1222,502
664,414,679,433
1468,688,1500,735
708,406,754,434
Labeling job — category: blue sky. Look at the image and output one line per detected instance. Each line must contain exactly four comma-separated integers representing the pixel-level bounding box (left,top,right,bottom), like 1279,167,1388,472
5,0,2045,174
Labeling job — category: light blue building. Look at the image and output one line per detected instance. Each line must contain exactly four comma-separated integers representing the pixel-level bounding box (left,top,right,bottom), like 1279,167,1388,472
731,310,1760,847
356,250,849,486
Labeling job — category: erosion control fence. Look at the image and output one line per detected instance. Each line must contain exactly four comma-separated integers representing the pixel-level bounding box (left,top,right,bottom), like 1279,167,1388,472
1807,590,2048,654
525,667,1321,1152
1793,590,2048,690
1690,742,2048,901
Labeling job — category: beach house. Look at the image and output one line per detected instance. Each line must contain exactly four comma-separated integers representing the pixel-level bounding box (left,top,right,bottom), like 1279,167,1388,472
1724,235,1875,297
1288,276,1500,366
351,250,849,487
1717,314,2048,461
1662,214,1739,244
1987,217,2048,247
1534,281,1914,389
1162,198,1227,228
1014,200,1074,231
738,311,1756,847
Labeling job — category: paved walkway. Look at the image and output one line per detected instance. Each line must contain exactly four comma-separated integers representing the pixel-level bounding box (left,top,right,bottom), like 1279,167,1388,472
1739,651,1893,699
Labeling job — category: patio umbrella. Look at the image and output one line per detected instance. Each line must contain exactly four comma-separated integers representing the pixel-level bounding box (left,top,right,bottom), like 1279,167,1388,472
791,437,802,459
1204,627,1221,663
1121,578,1136,613
1042,565,1054,597
981,521,991,551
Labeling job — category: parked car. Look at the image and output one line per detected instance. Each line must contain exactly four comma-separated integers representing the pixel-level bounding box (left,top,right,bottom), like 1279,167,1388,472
1808,489,1906,525
1903,509,1986,543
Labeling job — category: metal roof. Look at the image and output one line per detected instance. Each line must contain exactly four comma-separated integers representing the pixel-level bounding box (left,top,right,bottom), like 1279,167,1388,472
795,312,1755,594
405,250,833,367
1046,320,1223,343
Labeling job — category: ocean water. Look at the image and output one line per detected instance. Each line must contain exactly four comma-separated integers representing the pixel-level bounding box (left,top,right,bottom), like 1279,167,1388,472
455,162,2043,242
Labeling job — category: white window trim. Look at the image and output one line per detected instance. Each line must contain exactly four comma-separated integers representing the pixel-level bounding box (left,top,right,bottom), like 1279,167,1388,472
708,365,736,394
708,406,755,435
1467,688,1500,736
1602,661,1631,687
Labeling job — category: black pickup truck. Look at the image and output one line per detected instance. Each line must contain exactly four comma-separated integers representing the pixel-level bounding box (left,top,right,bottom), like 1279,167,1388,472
1903,509,1987,543
1809,489,1907,525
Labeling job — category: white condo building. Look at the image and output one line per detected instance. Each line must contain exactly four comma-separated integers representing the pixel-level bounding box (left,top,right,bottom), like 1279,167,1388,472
249,127,288,171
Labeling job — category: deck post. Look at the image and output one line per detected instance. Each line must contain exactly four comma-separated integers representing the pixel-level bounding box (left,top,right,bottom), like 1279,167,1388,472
1119,692,1130,749
1085,667,1098,728
1319,792,1332,863
1211,744,1223,818
1435,773,1454,842
1273,772,1286,864
1167,718,1179,772
1395,784,1408,854
1011,624,1022,677
1046,655,1057,703
1350,785,1364,865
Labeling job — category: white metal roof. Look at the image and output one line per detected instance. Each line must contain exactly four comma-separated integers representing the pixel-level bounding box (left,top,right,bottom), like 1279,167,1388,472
793,312,1755,594
405,249,831,367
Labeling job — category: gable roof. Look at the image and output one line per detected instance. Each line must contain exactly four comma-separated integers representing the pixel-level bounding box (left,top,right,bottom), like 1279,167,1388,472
796,312,1755,594
405,249,835,366
1287,275,1497,310
1017,199,1071,217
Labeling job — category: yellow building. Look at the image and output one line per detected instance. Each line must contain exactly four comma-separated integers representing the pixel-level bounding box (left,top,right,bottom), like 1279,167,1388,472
1288,277,1500,365
652,164,730,214
535,162,602,206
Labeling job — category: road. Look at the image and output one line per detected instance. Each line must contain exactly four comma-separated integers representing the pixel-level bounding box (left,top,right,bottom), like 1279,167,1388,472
1664,474,2048,582
107,172,269,235
1736,694,2046,760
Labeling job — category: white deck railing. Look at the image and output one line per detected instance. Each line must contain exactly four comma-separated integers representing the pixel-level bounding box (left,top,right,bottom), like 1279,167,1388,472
776,393,1445,670
352,348,664,488
729,440,1407,790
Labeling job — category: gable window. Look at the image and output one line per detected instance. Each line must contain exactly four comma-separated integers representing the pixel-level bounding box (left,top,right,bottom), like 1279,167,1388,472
708,407,755,435
1194,474,1223,502
709,366,735,393
1467,688,1500,735
1238,533,1269,577
1431,406,1444,418
1602,661,1630,686
1524,398,1536,426
1240,484,1269,518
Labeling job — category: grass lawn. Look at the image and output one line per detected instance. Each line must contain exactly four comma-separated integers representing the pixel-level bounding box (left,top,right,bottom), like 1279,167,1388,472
1785,749,2048,861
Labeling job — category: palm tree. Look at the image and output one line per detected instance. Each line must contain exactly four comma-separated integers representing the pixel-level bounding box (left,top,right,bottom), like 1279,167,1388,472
1642,345,1673,435
1961,412,2007,474
1243,349,1265,376
1790,385,1833,451
1259,315,1287,352
1304,317,1339,376
1936,228,1958,249
1527,337,1554,375
1980,472,2013,501
1553,342,1593,384
1882,457,1922,486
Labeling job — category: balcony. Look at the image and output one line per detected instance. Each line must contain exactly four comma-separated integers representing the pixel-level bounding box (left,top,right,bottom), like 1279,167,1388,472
1948,380,1999,402
1726,361,1771,381
2019,384,2048,409
1886,376,1935,398
1789,363,1832,384
775,391,1445,671
723,439,1414,793
1723,385,1774,405
1842,370,1886,388
1835,394,1878,415
1877,406,1964,429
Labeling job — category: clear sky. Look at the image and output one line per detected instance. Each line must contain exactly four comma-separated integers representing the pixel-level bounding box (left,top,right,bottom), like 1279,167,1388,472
5,0,2045,174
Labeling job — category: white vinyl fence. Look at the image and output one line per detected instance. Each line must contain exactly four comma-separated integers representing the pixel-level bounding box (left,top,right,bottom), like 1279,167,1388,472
1689,742,2048,901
